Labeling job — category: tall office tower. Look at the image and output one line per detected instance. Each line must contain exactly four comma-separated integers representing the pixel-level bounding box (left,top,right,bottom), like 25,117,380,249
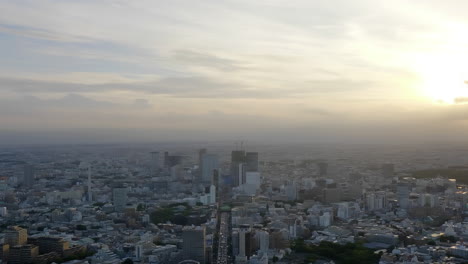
231,150,246,186
238,163,246,186
198,148,207,178
87,165,92,202
382,163,395,178
113,187,128,211
182,226,206,263
201,154,219,184
150,151,160,176
212,169,219,189
245,152,259,172
237,229,248,263
317,162,328,176
5,226,28,246
397,183,411,209
258,231,269,255
22,164,34,187
210,185,216,204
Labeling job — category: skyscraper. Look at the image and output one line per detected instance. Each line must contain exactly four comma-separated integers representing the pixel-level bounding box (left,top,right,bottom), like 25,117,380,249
212,169,219,189
201,154,219,184
238,163,246,186
231,150,246,186
397,183,410,209
198,148,207,178
258,230,269,256
245,152,259,172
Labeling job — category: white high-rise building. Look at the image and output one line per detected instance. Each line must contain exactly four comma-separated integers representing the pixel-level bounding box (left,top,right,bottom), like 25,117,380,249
209,185,216,204
0,207,7,217
245,172,261,188
258,230,269,255
397,183,411,209
366,191,387,211
319,212,331,227
337,203,350,219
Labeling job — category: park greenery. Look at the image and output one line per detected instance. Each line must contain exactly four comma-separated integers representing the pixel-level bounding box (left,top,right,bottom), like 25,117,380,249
292,239,381,264
150,202,199,226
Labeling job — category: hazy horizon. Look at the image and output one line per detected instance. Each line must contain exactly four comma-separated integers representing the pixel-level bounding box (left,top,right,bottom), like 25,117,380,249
2,1,468,144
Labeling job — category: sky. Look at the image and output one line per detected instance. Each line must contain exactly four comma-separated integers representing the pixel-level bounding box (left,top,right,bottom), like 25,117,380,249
1,0,468,144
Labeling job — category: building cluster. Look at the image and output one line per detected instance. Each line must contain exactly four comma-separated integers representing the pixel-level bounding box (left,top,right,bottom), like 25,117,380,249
1,144,468,263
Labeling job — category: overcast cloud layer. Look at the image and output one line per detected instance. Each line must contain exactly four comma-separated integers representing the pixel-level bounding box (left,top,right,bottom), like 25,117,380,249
1,0,468,144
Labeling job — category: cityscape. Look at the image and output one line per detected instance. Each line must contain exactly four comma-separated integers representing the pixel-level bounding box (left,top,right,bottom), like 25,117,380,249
2,0,468,263
1,143,468,263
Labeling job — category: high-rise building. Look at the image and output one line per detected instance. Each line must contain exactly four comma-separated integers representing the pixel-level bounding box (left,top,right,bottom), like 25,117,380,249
258,231,269,255
22,164,34,187
245,152,259,172
231,150,246,186
198,148,207,178
237,228,248,263
150,151,160,176
182,226,206,263
238,163,246,186
201,154,219,184
366,191,387,211
210,185,216,204
5,226,27,246
212,169,220,189
397,183,411,209
113,188,128,211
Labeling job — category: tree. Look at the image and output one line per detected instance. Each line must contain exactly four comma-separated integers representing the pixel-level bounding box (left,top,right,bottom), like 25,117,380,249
121,258,134,264
76,224,87,231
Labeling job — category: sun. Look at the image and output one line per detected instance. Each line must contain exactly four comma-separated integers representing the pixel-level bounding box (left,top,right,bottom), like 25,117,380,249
415,55,468,103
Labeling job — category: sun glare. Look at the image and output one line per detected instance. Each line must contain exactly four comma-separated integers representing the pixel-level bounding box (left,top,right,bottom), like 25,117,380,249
415,55,468,104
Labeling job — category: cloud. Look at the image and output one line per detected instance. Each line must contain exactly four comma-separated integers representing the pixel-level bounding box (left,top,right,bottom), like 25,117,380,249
0,75,382,100
0,24,95,43
173,50,246,71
